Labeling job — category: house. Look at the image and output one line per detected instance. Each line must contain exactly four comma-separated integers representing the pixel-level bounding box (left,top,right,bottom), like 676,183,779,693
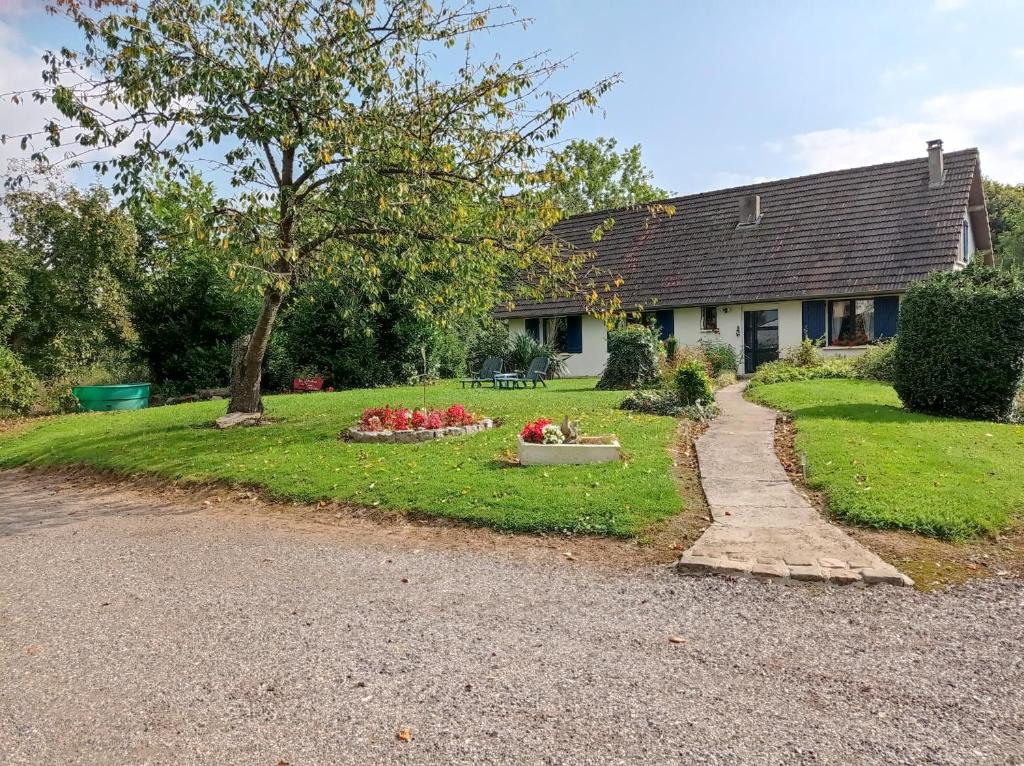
497,141,993,376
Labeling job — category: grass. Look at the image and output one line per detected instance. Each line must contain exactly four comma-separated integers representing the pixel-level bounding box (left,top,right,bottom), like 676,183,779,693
748,378,1024,540
0,378,682,537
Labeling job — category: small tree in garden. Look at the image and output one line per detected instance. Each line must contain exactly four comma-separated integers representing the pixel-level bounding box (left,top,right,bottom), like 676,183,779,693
894,266,1024,421
16,0,618,414
596,324,661,390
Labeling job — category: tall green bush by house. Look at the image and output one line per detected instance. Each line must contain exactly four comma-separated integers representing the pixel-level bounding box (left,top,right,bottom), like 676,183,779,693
596,324,661,390
674,359,714,405
894,266,1024,420
0,346,38,416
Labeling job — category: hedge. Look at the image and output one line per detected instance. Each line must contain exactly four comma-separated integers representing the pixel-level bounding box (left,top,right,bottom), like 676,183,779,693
596,324,661,390
893,266,1024,421
0,345,38,416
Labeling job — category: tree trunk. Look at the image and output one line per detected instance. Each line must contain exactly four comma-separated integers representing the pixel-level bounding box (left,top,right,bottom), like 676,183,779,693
227,286,284,414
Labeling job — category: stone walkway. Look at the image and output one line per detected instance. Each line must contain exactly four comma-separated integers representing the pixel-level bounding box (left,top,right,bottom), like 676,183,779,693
678,383,913,586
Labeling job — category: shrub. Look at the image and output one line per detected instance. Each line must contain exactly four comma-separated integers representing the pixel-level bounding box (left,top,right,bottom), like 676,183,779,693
596,324,662,389
714,371,738,389
619,389,718,419
698,340,738,376
466,320,510,374
894,266,1024,421
506,333,567,378
747,359,853,388
851,339,897,382
664,335,678,362
671,345,712,377
782,337,824,368
0,345,38,416
674,359,714,405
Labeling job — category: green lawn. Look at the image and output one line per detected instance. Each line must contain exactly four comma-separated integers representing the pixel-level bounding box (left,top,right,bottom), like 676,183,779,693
0,379,682,537
749,379,1024,540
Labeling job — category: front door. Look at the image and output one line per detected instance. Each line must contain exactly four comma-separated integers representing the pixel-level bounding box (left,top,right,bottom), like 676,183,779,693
743,309,779,373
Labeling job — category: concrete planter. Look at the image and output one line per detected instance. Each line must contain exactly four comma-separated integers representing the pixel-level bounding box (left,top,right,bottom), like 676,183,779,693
517,435,621,466
342,418,493,444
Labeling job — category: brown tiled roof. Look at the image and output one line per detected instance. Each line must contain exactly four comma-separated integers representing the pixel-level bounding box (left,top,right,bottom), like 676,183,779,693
498,148,986,318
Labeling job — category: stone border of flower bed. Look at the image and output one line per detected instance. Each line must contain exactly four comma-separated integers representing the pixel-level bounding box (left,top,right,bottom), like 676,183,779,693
341,418,494,444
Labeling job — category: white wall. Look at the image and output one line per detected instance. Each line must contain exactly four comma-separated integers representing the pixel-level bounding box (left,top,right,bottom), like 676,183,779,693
509,299,883,378
674,301,802,375
506,315,607,377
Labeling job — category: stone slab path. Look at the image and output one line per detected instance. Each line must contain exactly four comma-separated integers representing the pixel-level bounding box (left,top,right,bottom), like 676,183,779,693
678,383,913,586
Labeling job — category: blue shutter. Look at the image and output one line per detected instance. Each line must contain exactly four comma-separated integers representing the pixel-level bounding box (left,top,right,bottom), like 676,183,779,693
524,317,540,341
565,315,583,353
874,296,899,340
802,300,827,343
655,310,674,341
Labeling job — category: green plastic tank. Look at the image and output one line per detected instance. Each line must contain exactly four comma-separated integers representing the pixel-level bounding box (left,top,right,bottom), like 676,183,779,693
72,383,151,412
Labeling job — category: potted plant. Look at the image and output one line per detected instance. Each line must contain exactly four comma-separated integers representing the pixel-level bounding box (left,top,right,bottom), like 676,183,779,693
517,416,620,466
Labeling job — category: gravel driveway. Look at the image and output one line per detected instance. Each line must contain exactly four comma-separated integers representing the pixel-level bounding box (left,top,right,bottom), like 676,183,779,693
2,470,1022,765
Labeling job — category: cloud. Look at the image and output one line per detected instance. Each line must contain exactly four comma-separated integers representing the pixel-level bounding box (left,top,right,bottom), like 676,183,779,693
879,62,928,86
775,86,1024,183
0,20,61,171
1012,48,1024,62
933,0,967,11
710,171,775,189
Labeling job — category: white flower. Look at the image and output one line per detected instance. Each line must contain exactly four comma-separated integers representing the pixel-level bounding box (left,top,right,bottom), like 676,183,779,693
541,424,564,444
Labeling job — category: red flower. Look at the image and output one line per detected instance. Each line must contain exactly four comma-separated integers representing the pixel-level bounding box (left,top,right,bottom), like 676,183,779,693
411,409,427,429
444,404,468,426
393,408,411,430
425,411,443,429
520,417,552,444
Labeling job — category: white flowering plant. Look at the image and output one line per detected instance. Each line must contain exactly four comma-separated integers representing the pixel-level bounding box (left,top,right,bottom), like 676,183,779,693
540,423,565,444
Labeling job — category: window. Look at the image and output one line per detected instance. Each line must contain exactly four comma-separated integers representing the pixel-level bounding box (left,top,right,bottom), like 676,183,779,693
640,310,674,341
701,306,718,331
564,315,583,354
542,317,567,353
829,299,875,346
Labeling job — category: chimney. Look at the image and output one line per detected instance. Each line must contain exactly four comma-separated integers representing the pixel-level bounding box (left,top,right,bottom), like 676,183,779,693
738,193,761,226
927,139,944,187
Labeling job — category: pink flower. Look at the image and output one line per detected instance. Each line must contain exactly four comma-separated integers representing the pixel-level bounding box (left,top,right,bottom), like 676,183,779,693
425,411,443,430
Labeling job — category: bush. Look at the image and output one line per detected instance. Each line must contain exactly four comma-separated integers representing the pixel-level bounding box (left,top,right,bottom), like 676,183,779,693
674,359,714,405
505,332,567,378
782,337,824,368
894,266,1024,421
596,324,661,390
664,335,678,361
0,345,38,416
748,359,853,388
466,320,510,374
133,254,259,396
851,339,897,382
619,389,717,419
698,340,738,376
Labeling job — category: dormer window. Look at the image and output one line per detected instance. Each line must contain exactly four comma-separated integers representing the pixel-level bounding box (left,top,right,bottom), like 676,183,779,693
737,194,761,227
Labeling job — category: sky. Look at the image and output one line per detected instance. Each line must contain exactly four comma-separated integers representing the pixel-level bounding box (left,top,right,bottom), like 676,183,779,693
2,0,1024,196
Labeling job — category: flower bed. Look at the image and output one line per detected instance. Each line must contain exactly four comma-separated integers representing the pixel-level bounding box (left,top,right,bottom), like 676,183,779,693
518,416,621,465
341,404,493,444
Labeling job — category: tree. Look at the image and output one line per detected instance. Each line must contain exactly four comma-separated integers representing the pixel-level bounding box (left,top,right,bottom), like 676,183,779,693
983,178,1024,270
20,0,617,413
543,137,669,217
2,179,140,380
130,176,262,395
